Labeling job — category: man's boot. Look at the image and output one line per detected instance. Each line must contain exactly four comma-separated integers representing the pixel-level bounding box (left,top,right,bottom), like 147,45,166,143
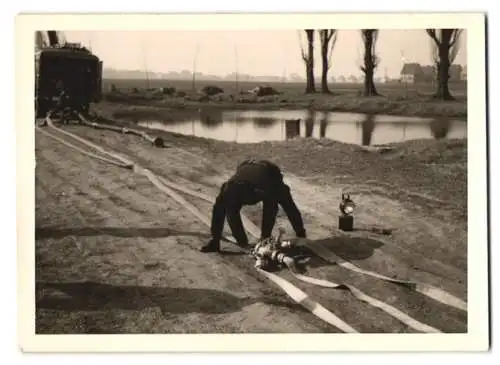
200,238,220,253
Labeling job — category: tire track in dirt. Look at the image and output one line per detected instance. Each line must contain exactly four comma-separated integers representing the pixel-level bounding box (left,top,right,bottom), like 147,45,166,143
35,130,338,333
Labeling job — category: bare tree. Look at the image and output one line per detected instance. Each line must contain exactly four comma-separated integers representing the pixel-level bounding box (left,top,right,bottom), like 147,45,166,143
426,29,463,100
299,30,316,93
318,29,338,93
360,29,379,96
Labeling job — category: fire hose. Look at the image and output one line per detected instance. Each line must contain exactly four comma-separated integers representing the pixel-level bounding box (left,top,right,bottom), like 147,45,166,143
36,113,465,333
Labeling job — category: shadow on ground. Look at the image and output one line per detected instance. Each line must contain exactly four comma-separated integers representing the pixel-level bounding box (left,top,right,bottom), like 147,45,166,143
308,235,384,261
36,226,211,240
36,281,301,315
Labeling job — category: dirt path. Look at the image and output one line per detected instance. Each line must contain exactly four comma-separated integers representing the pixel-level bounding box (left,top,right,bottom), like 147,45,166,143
35,123,467,333
35,129,339,333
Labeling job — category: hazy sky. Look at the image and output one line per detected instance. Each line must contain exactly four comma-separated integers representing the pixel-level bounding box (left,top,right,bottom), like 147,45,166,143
65,29,467,78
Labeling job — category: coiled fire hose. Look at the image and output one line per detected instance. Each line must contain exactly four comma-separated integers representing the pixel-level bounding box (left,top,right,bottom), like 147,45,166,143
36,113,466,333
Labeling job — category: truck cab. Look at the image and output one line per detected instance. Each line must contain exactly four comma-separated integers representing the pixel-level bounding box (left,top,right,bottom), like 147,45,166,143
35,31,102,118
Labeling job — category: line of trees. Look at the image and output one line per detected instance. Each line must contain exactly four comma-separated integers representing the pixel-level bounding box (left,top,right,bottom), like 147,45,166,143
299,28,464,100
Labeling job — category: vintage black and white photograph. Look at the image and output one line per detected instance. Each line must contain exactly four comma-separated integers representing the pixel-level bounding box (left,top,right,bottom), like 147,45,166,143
17,13,488,352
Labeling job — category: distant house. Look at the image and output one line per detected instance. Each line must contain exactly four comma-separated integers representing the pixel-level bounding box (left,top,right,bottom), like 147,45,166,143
400,63,424,83
461,65,467,81
421,65,436,82
348,75,358,83
413,63,464,83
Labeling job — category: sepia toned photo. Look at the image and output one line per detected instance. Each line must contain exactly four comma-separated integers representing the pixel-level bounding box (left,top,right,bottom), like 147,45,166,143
17,13,488,352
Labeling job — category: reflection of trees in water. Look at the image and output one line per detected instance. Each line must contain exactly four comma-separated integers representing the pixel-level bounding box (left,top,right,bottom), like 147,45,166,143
361,113,376,146
304,109,316,138
319,113,328,138
199,107,223,128
285,110,327,140
285,119,301,140
430,118,451,139
252,117,276,127
233,116,247,124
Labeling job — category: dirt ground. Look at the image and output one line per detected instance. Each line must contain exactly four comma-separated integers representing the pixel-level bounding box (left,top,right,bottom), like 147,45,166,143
34,117,467,334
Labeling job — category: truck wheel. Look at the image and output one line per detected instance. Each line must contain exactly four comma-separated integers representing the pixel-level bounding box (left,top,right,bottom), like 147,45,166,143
81,104,89,115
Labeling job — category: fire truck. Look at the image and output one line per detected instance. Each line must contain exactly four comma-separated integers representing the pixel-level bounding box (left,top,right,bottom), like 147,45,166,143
35,31,103,118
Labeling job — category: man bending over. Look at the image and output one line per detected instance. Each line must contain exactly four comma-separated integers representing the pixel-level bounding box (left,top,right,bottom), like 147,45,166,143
200,159,307,252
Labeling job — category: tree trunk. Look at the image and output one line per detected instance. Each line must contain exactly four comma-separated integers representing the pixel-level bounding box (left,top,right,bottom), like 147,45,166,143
361,114,375,146
321,42,330,93
319,118,327,138
435,43,453,100
305,109,315,137
364,68,378,96
305,33,315,93
363,34,378,96
306,61,315,93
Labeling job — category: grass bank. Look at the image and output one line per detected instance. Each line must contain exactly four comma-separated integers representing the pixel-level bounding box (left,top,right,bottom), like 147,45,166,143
86,106,468,223
100,87,467,120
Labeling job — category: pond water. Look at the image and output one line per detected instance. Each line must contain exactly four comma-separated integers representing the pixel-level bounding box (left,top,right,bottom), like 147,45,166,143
137,109,467,146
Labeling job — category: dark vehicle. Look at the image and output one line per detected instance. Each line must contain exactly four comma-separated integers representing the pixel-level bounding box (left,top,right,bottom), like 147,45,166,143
35,31,103,118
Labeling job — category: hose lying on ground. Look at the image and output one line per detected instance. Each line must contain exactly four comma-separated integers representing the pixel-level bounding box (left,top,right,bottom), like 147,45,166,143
80,113,165,147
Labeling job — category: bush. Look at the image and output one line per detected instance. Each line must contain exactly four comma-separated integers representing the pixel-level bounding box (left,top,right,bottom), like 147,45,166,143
202,85,224,96
249,85,280,97
161,87,176,96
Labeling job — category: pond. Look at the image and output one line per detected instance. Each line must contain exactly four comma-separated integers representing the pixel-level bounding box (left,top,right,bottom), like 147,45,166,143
137,109,467,146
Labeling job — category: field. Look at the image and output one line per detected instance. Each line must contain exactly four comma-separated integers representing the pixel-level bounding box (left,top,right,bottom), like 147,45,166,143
102,78,467,97
35,114,467,334
101,78,468,119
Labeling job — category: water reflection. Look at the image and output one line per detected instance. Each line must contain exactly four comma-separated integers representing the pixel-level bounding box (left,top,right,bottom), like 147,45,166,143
137,109,466,146
319,114,327,138
253,117,276,127
430,117,451,139
305,109,316,138
199,108,223,128
361,113,376,146
285,119,301,139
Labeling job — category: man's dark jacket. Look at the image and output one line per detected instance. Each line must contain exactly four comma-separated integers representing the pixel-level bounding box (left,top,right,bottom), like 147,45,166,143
202,159,306,251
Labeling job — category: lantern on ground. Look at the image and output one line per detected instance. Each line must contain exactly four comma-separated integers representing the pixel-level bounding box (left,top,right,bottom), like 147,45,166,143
338,192,355,231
